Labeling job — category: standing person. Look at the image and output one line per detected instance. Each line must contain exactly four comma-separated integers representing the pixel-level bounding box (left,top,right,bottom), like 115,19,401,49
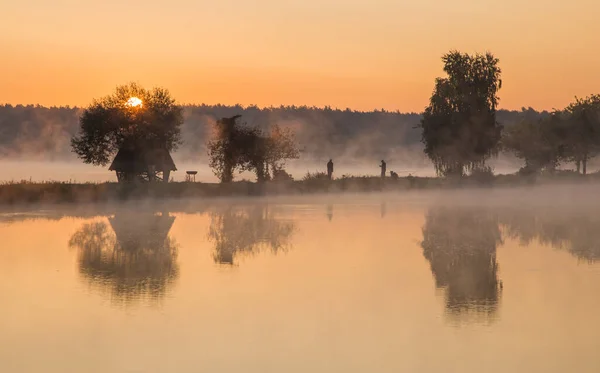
327,159,334,180
407,173,415,188
380,160,386,179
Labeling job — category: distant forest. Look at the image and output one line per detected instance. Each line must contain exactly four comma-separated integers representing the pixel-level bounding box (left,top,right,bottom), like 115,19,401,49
0,104,547,163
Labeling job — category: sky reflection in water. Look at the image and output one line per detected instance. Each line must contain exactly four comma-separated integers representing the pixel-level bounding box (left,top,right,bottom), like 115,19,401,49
1,195,600,372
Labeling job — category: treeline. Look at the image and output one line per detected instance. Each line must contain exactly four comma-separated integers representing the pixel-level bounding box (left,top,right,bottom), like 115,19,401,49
419,51,600,177
0,104,80,159
0,103,546,164
502,97,600,175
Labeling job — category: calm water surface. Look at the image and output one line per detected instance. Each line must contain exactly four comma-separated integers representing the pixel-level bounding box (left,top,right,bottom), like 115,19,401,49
1,193,600,372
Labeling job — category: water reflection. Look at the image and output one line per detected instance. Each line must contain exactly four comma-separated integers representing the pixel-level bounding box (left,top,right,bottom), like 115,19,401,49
421,207,503,320
500,208,600,262
68,211,179,304
208,205,295,265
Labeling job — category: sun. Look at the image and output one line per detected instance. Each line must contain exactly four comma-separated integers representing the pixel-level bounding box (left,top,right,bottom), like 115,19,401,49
126,97,143,108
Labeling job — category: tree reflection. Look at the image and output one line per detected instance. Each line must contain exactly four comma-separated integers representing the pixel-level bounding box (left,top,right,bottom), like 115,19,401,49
500,208,600,262
421,207,502,319
208,205,295,265
69,211,178,304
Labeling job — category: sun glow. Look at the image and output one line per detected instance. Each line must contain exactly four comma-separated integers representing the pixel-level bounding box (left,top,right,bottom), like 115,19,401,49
126,97,143,107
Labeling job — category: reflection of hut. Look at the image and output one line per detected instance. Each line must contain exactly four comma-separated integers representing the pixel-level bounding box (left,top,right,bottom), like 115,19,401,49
109,212,175,250
109,146,176,183
70,211,178,304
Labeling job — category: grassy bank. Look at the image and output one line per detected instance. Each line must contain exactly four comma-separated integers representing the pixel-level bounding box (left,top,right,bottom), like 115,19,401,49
0,171,596,206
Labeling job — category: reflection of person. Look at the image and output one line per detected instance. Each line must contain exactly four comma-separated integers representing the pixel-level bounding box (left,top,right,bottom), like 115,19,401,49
326,204,333,222
380,160,386,178
327,159,334,180
407,173,415,188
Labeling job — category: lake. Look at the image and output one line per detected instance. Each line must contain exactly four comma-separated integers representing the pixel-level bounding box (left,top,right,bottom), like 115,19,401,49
1,189,600,372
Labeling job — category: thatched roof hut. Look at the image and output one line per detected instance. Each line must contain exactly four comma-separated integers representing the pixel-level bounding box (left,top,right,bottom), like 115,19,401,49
109,146,176,182
109,147,176,174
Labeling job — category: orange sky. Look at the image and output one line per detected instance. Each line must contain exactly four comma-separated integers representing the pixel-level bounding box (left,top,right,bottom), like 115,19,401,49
1,0,599,112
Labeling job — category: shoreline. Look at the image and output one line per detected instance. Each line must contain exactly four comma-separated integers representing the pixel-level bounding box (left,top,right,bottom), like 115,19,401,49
0,171,596,207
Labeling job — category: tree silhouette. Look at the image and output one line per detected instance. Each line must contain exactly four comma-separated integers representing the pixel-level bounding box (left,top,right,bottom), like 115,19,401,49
208,116,299,182
2,103,562,172
563,95,600,174
502,111,566,174
71,83,183,181
207,115,248,183
420,51,502,177
421,207,502,319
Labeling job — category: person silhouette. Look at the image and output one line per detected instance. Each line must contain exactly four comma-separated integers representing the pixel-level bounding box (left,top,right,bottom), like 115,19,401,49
327,159,334,180
380,160,387,179
407,173,415,188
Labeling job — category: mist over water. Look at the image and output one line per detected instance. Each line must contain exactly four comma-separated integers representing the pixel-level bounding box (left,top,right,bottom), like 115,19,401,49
0,155,527,183
1,187,600,372
0,105,570,183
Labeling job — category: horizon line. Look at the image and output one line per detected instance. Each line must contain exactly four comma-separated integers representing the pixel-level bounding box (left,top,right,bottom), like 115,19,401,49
0,102,551,114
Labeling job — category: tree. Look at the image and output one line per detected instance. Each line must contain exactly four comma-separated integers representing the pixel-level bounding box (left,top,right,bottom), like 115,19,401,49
265,125,300,178
563,95,600,175
502,111,566,174
207,115,260,182
420,51,502,176
243,124,300,182
71,83,183,181
208,116,299,183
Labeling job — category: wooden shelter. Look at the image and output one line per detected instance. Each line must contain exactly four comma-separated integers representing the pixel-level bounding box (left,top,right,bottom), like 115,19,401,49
185,171,198,182
109,146,176,183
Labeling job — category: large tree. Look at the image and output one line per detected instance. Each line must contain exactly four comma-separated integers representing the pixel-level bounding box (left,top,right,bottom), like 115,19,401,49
71,83,183,178
420,51,502,176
